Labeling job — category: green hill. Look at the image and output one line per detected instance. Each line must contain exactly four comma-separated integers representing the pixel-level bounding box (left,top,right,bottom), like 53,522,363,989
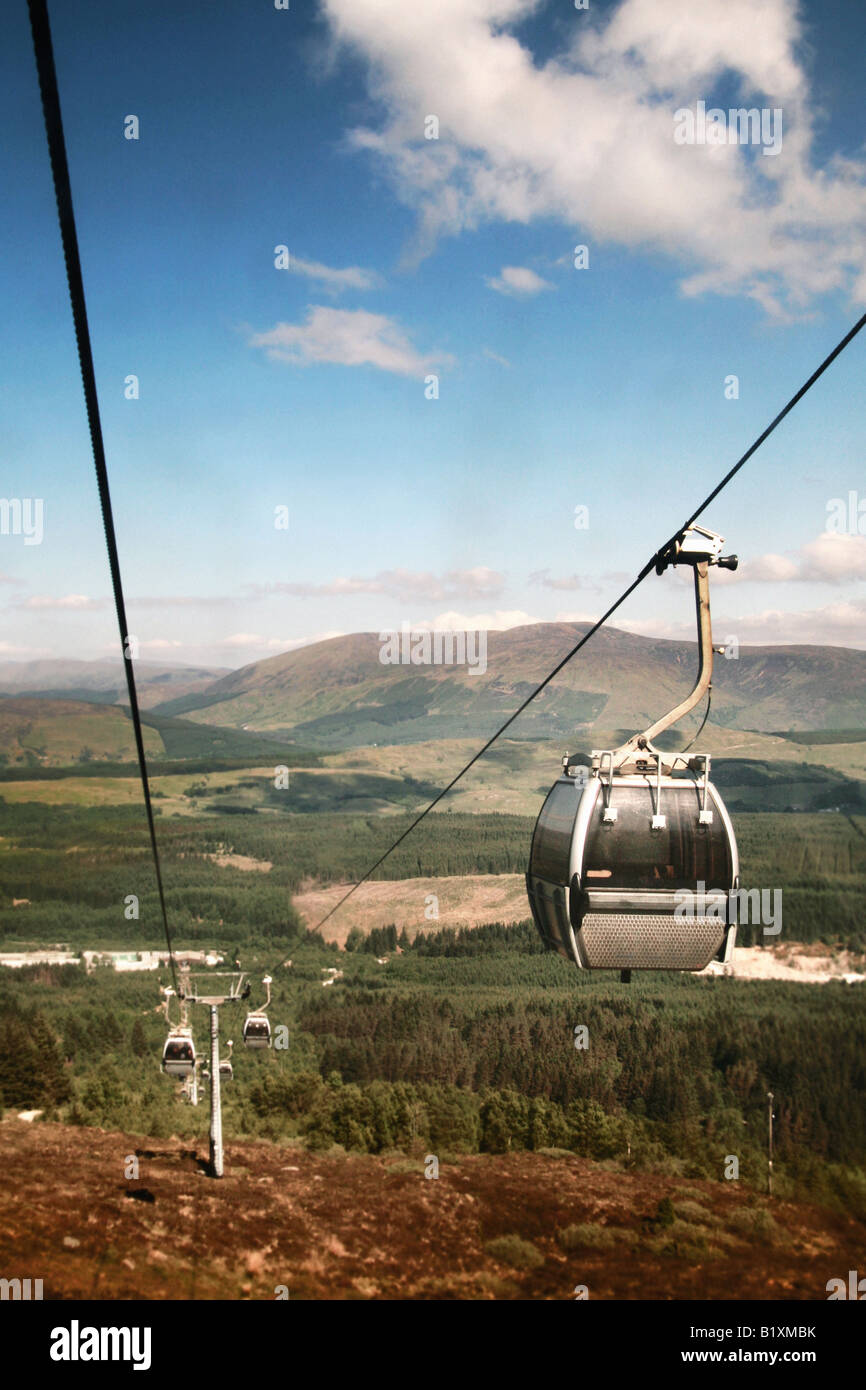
0,698,314,770
151,624,866,748
0,697,165,767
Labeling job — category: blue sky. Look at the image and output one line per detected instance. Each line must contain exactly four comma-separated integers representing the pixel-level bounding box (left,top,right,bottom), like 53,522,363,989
2,0,866,670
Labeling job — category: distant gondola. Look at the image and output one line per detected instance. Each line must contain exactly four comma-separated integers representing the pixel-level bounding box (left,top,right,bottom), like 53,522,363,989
162,1030,196,1077
243,975,273,1049
242,1014,271,1049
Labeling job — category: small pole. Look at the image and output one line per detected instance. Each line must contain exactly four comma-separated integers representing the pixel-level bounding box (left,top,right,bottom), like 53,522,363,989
767,1090,774,1197
210,1004,223,1178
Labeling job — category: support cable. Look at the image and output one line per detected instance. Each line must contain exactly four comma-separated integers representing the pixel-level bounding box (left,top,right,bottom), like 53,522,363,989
28,0,179,993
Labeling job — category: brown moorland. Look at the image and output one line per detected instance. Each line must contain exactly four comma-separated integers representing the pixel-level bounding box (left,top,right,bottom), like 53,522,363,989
0,1120,859,1302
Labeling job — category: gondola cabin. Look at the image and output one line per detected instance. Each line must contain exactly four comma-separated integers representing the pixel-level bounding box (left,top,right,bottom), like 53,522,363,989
527,759,739,972
162,1030,195,1077
526,524,741,975
243,1014,271,1049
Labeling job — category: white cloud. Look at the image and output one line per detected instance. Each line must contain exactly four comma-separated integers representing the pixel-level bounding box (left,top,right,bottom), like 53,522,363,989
616,599,866,648
553,609,606,625
717,532,866,585
250,305,452,377
130,594,239,608
213,633,268,649
323,0,866,316
19,594,106,610
409,608,539,631
0,641,52,657
289,256,382,292
210,631,346,652
532,569,631,593
799,533,866,582
485,265,553,295
248,566,504,602
265,631,346,650
482,346,512,367
730,553,799,583
728,600,866,646
532,571,587,592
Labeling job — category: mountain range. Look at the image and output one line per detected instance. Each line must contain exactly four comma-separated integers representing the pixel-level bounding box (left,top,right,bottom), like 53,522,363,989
153,623,866,746
1,624,864,765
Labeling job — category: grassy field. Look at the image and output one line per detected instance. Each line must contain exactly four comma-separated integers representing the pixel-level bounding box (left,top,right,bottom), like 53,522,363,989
0,726,864,821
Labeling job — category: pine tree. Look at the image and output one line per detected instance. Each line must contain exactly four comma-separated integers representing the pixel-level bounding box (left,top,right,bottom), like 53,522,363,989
130,1018,148,1057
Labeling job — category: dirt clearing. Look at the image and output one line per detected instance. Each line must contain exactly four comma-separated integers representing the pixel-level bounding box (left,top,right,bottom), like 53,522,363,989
293,873,528,944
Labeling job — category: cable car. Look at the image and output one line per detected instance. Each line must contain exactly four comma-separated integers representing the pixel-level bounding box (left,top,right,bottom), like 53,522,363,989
527,526,740,976
162,1029,196,1077
219,1041,234,1079
243,975,272,1049
242,1014,271,1049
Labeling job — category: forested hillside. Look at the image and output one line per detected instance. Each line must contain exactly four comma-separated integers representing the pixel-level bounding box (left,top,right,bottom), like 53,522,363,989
1,933,864,1225
2,803,863,950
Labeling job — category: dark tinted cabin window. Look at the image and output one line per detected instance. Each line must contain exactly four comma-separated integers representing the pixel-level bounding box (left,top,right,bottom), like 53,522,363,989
531,781,581,883
583,782,732,890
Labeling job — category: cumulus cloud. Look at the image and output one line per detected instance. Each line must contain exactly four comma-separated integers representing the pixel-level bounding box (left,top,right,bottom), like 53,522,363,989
289,256,382,292
247,567,504,602
213,633,269,649
0,641,52,657
18,594,106,610
486,265,553,295
323,0,866,316
729,600,866,646
266,631,346,650
531,571,590,592
799,533,866,582
210,630,346,652
250,306,452,377
531,569,631,592
615,599,866,648
717,532,866,584
553,609,608,625
130,594,239,607
408,608,539,632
